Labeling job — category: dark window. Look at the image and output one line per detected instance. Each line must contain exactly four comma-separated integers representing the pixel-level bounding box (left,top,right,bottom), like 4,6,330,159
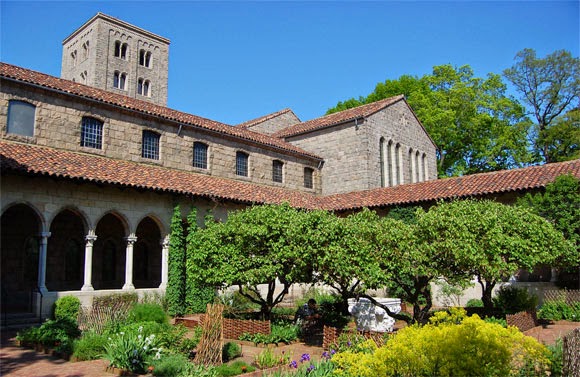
113,71,126,90
137,78,143,95
139,50,145,65
114,41,128,59
272,160,284,183
193,142,208,169
64,239,82,282
304,167,314,189
143,81,150,96
236,151,249,177
145,51,151,67
80,117,103,149
114,41,121,57
7,100,35,137
139,50,152,67
142,130,160,160
121,43,128,59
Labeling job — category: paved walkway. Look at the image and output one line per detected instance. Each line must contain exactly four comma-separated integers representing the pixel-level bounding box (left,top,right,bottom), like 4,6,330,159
1,322,578,377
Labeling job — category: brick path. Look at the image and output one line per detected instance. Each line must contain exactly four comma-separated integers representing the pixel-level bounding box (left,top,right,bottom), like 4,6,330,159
2,322,578,377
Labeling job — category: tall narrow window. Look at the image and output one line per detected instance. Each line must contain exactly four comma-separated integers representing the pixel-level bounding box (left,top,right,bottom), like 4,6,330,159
380,138,386,187
139,50,152,67
80,71,87,84
139,50,146,66
193,142,208,169
71,50,77,66
114,72,126,90
143,80,150,96
422,153,428,181
304,167,314,189
415,151,421,182
387,140,394,187
121,43,128,59
80,117,103,149
82,41,89,60
395,143,403,185
7,100,36,137
272,160,284,183
408,148,415,183
114,41,121,57
142,130,160,160
236,151,249,177
145,51,151,67
137,78,144,95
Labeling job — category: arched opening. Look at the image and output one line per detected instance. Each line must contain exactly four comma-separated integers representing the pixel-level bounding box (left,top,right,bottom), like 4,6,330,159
134,217,162,288
93,213,126,290
47,209,85,291
1,204,41,313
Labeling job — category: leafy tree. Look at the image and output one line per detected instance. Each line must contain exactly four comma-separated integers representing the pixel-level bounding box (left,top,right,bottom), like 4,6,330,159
416,199,573,311
327,65,531,177
540,108,580,163
167,205,186,317
504,48,580,162
187,203,323,319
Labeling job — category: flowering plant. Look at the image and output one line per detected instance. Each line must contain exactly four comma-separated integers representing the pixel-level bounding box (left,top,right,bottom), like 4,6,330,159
104,326,162,374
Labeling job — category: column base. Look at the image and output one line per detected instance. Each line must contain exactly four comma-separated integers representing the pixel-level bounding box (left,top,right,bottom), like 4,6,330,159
81,285,94,291
122,283,135,290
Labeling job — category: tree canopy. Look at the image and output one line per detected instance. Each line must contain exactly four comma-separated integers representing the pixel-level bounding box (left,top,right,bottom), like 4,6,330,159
327,64,531,177
504,49,580,163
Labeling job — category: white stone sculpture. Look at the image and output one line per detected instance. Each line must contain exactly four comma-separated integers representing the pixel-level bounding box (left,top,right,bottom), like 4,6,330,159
348,297,401,332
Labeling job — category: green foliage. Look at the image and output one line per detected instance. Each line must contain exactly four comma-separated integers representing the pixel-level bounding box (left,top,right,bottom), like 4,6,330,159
504,48,580,163
54,296,81,322
538,301,580,321
328,331,369,353
128,303,167,325
16,318,81,356
546,338,563,377
222,341,242,362
254,347,291,369
176,363,218,377
168,205,187,317
92,292,138,309
541,109,580,162
493,286,538,315
327,64,532,176
332,309,550,377
283,358,336,377
214,360,255,377
484,316,507,328
151,353,190,377
466,298,484,307
72,331,107,361
187,285,216,314
103,325,162,374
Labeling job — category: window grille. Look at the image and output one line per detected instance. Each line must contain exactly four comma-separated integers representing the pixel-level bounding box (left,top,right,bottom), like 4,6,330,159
304,167,314,189
80,117,103,149
273,160,283,183
193,142,208,169
236,151,249,177
142,130,160,160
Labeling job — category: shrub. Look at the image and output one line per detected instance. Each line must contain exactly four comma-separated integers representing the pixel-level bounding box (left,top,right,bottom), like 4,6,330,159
484,316,507,328
328,331,370,353
214,360,255,376
38,318,81,347
177,363,218,377
332,309,550,377
493,286,538,315
466,298,484,307
72,331,107,361
254,347,291,369
128,303,168,324
93,292,138,310
538,300,580,321
103,325,162,374
546,338,563,377
151,353,190,377
222,341,241,362
54,296,81,322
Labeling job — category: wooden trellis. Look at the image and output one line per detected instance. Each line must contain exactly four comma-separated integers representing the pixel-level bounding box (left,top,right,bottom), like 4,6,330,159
194,303,224,366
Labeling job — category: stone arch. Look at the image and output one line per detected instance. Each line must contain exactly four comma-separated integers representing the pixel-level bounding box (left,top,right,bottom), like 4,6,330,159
1,203,43,313
93,212,128,290
134,216,162,288
46,208,87,291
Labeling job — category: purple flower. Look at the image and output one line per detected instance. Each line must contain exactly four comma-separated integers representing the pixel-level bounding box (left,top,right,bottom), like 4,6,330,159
322,351,331,360
289,360,298,369
347,341,352,347
307,364,315,372
330,349,336,355
300,353,311,363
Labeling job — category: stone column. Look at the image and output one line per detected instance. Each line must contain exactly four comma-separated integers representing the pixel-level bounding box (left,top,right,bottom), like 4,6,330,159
37,232,51,294
81,231,97,291
159,235,170,290
550,267,558,283
123,234,137,290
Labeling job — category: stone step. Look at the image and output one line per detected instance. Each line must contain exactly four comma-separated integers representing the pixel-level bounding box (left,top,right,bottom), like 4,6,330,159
0,312,41,329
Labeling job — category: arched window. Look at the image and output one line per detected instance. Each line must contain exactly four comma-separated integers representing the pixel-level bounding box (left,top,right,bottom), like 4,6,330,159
408,148,415,183
380,138,387,187
395,143,403,185
113,71,127,90
81,117,103,149
143,80,150,96
142,130,160,160
82,41,89,60
114,41,128,59
139,50,152,68
304,167,314,189
272,160,284,183
193,142,208,169
114,41,121,57
145,51,152,67
422,153,428,181
7,100,36,137
236,151,249,177
415,151,422,182
71,50,77,66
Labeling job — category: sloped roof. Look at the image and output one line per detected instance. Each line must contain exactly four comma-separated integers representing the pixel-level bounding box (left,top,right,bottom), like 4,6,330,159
273,95,406,138
2,141,578,212
0,63,322,161
320,159,580,211
236,108,300,129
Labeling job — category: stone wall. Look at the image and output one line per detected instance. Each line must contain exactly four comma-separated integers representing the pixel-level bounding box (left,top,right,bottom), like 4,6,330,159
246,111,301,135
0,82,320,193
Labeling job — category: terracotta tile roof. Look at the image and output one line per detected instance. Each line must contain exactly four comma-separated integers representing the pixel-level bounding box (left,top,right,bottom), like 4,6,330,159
0,141,320,209
236,108,300,129
0,62,321,161
273,95,405,138
2,141,578,212
319,160,580,211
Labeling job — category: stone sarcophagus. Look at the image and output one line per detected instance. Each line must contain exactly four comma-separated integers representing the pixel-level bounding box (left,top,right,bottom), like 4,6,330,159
348,297,401,332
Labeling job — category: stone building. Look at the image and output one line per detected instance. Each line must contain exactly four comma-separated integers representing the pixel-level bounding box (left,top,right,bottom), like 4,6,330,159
1,13,579,320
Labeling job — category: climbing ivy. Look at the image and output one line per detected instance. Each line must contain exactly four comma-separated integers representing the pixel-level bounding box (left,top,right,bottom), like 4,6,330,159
167,205,186,317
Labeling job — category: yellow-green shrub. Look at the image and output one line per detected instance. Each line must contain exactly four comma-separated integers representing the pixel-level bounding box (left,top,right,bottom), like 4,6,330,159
333,308,550,377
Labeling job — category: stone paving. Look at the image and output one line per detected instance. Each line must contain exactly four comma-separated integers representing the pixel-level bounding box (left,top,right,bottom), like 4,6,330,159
1,321,578,377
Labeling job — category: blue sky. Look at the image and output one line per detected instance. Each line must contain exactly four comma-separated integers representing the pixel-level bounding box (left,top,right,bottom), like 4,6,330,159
1,1,578,125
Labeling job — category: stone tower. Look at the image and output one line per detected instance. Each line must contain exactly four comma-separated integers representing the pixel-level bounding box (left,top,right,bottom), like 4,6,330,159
61,13,170,106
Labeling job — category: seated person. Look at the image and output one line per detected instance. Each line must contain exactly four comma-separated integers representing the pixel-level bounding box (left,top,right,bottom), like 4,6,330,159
294,298,321,327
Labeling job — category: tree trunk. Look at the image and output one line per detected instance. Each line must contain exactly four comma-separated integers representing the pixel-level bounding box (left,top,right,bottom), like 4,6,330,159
478,277,496,313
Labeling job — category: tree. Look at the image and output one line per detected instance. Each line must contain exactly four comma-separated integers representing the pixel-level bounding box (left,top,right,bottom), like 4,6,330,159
416,200,573,311
504,48,580,163
167,205,186,317
187,203,322,319
327,65,531,177
540,108,580,163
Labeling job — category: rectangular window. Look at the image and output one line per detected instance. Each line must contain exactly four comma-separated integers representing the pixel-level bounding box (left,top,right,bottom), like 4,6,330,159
272,160,284,183
236,151,249,177
193,142,208,169
304,167,314,189
142,130,160,160
7,100,35,137
80,117,103,149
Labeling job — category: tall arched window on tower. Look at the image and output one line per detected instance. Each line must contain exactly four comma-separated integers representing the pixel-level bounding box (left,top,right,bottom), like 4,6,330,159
82,41,89,60
114,71,127,90
114,41,128,59
408,148,415,183
139,50,152,68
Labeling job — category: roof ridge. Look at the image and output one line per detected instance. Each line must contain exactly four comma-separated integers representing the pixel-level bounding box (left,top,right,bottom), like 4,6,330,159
236,108,298,129
0,62,322,161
